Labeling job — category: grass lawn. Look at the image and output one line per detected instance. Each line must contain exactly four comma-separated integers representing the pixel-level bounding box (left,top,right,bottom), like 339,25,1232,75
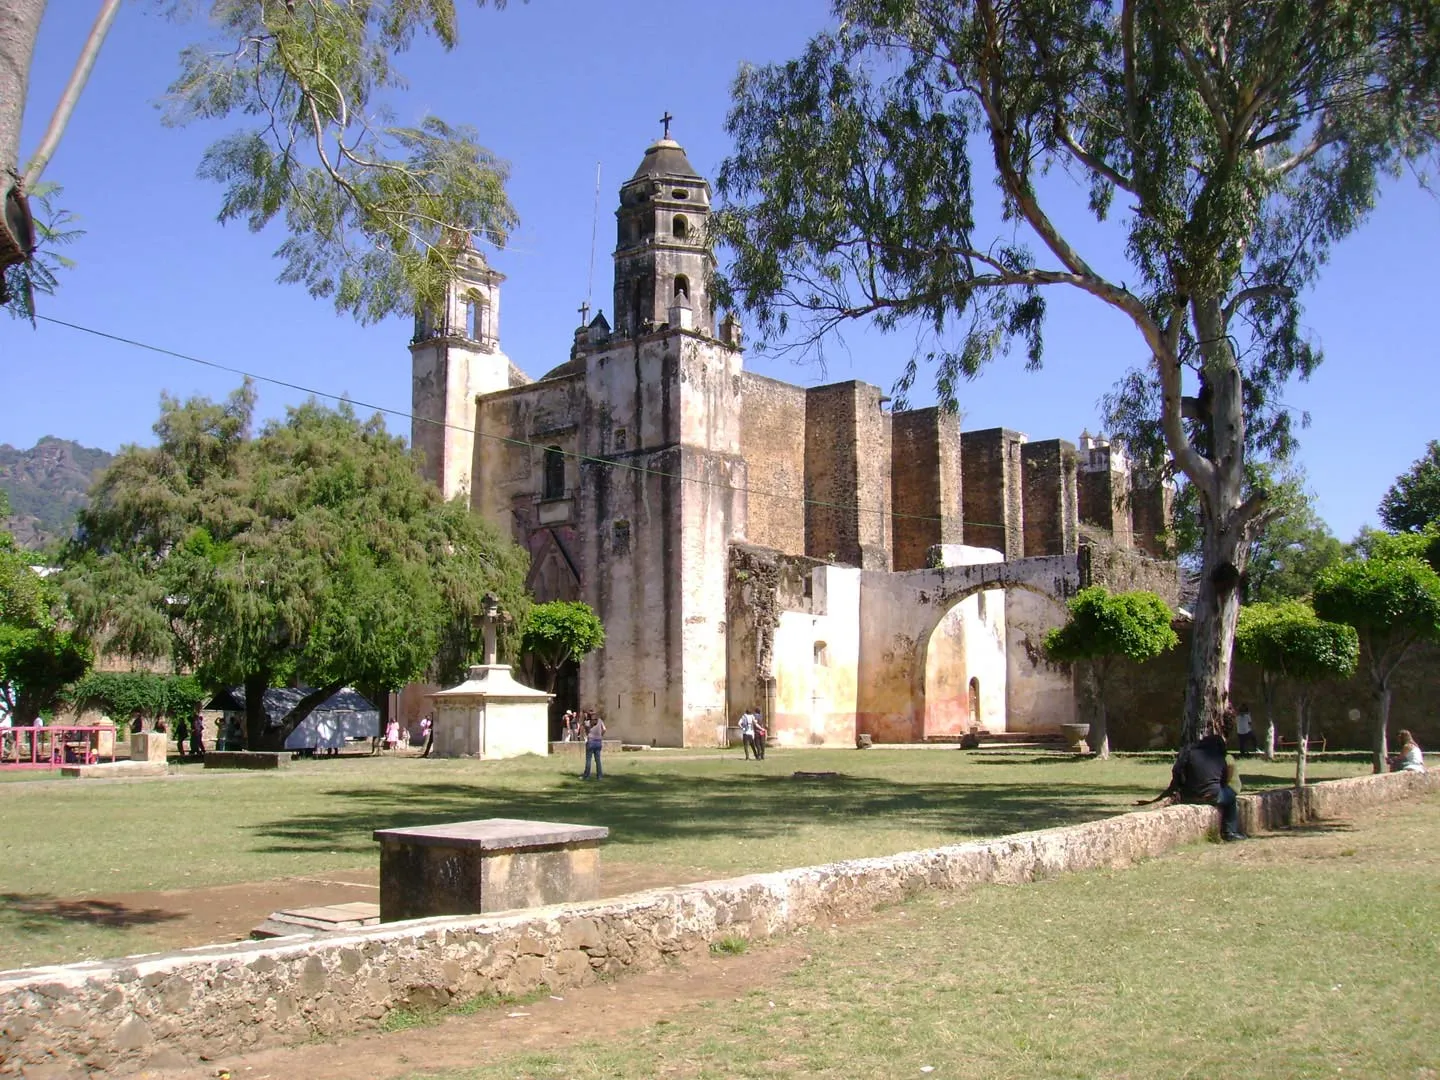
398,792,1440,1080
0,747,1371,969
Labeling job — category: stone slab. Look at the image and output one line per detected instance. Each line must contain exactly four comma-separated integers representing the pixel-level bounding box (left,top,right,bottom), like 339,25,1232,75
548,739,622,755
373,818,608,851
129,731,168,764
253,902,380,939
59,760,167,779
203,751,291,770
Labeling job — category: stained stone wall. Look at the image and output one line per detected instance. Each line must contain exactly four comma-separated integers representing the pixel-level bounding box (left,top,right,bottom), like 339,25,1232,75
4,772,1432,1076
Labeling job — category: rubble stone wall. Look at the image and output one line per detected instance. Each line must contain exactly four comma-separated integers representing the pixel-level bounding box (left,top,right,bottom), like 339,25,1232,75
5,772,1433,1076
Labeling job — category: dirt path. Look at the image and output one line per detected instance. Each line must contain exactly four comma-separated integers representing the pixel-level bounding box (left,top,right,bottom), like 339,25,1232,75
20,862,709,959
146,941,808,1080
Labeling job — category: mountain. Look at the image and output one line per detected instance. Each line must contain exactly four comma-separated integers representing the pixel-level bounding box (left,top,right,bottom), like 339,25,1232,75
0,437,114,549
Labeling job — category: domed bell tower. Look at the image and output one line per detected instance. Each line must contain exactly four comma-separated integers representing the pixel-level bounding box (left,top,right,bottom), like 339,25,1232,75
613,117,714,339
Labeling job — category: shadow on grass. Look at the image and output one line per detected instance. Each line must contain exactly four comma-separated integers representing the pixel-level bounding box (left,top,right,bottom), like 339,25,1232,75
0,892,185,932
247,770,1158,859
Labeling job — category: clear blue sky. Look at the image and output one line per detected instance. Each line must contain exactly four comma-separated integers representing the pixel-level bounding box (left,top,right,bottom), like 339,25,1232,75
3,1,1437,543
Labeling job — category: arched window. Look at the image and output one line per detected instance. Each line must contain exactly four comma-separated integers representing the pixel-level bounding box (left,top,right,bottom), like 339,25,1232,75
813,641,829,667
672,214,689,239
465,300,478,340
542,446,565,501
674,274,690,301
968,677,981,727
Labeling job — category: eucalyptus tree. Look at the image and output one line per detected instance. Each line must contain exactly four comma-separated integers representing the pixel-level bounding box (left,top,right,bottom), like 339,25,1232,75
1235,601,1358,784
62,383,530,749
1043,586,1178,759
1313,552,1440,773
2,1,516,320
716,0,1440,744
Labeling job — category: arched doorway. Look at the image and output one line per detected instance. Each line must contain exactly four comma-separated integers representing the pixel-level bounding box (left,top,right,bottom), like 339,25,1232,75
968,677,981,728
920,587,1006,738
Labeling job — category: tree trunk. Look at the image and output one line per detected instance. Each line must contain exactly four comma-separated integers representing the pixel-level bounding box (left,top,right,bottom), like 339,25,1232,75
243,672,269,750
1179,517,1247,744
0,0,45,178
1372,676,1391,775
1294,692,1309,789
1261,673,1277,761
1091,670,1110,760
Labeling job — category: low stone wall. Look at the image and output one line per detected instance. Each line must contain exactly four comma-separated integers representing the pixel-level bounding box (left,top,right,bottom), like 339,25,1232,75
2,771,1434,1077
202,751,290,770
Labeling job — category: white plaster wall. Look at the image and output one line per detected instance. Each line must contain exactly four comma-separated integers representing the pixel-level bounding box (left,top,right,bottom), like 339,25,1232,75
922,590,1007,735
1005,589,1076,732
768,565,860,747
483,699,551,759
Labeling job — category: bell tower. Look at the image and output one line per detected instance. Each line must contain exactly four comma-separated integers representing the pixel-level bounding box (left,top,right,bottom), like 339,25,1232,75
613,117,715,339
410,240,511,501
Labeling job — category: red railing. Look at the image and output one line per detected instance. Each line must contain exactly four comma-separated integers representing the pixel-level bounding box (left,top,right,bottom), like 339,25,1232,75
0,725,119,769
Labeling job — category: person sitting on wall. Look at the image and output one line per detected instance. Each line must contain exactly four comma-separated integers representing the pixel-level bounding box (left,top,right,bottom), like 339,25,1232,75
1392,729,1426,773
1137,721,1246,841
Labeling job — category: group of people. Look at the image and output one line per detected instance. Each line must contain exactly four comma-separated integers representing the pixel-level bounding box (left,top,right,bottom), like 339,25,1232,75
737,707,767,760
170,708,207,757
561,709,608,778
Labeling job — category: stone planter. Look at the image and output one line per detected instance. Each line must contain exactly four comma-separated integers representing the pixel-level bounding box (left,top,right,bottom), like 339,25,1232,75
1060,722,1091,755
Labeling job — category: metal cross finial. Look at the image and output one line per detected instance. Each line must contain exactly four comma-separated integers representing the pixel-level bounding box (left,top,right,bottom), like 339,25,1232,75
579,300,590,325
659,111,673,140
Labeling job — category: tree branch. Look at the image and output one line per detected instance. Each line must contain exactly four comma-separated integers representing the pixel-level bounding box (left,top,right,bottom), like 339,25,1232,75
1222,283,1295,325
1053,117,1137,194
24,0,123,187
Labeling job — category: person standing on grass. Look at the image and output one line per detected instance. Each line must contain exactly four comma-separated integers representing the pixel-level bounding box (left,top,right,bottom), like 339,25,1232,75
1235,704,1256,757
738,707,757,759
753,710,767,760
1138,721,1246,841
189,709,205,757
581,711,606,780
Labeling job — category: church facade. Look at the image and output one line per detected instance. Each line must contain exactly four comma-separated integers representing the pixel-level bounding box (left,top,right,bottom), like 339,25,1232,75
410,133,1178,748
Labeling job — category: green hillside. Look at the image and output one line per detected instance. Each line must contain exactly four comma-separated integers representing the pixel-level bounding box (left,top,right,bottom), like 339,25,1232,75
0,437,114,549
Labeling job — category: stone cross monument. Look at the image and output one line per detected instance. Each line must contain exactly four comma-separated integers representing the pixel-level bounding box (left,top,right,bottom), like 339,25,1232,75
428,594,552,758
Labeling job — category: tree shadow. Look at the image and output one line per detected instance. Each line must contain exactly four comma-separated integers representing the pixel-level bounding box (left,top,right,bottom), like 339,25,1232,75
246,769,1161,863
0,892,185,932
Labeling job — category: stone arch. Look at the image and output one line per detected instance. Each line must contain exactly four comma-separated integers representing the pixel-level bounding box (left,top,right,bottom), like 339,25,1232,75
913,578,1072,739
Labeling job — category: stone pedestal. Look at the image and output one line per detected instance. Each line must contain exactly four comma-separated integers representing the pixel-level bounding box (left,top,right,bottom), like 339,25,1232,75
373,818,608,921
129,731,168,763
430,664,552,759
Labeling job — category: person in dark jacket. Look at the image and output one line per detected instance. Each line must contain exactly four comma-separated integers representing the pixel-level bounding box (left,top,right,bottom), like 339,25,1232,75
1140,726,1246,841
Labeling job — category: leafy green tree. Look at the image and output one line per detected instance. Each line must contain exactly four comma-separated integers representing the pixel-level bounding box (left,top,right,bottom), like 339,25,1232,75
3,1,516,321
715,0,1440,746
66,671,205,733
62,384,529,749
0,492,91,722
1044,587,1178,758
1313,554,1440,772
1242,472,1344,604
1235,601,1358,784
1379,441,1440,533
519,600,606,692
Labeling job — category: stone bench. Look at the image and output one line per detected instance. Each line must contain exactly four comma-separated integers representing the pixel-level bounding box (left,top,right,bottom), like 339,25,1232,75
60,760,167,779
202,751,291,770
373,818,608,922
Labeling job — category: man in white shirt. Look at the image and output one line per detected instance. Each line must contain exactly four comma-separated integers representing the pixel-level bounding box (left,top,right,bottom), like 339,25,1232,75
1235,704,1256,757
738,709,757,760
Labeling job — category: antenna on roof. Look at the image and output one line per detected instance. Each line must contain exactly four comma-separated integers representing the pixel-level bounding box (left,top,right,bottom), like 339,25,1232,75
586,161,601,316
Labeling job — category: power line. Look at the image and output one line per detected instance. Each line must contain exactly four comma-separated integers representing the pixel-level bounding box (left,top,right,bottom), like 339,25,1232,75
35,313,1023,532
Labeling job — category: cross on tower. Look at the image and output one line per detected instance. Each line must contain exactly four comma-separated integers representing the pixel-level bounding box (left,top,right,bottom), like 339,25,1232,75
659,111,673,140
578,300,590,325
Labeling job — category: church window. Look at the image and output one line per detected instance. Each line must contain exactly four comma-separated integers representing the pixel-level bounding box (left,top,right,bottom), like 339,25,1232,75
672,189,689,200
674,275,691,301
542,445,565,500
813,641,829,667
465,300,478,340
673,214,689,239
612,519,631,556
614,427,628,452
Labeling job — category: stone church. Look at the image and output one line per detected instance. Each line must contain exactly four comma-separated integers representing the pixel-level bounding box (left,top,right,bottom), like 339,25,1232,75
410,131,1178,748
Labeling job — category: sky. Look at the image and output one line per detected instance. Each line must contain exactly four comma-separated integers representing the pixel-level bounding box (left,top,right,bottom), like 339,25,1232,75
2,1,1438,544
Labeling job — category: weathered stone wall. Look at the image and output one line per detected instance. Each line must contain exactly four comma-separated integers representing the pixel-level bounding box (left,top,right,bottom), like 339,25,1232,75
961,428,1026,559
890,408,963,571
1129,469,1175,559
1080,539,1183,608
804,382,893,571
1077,443,1133,549
769,565,862,747
1020,438,1079,557
738,373,807,557
1004,588,1076,732
5,772,1432,1077
1095,625,1440,752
